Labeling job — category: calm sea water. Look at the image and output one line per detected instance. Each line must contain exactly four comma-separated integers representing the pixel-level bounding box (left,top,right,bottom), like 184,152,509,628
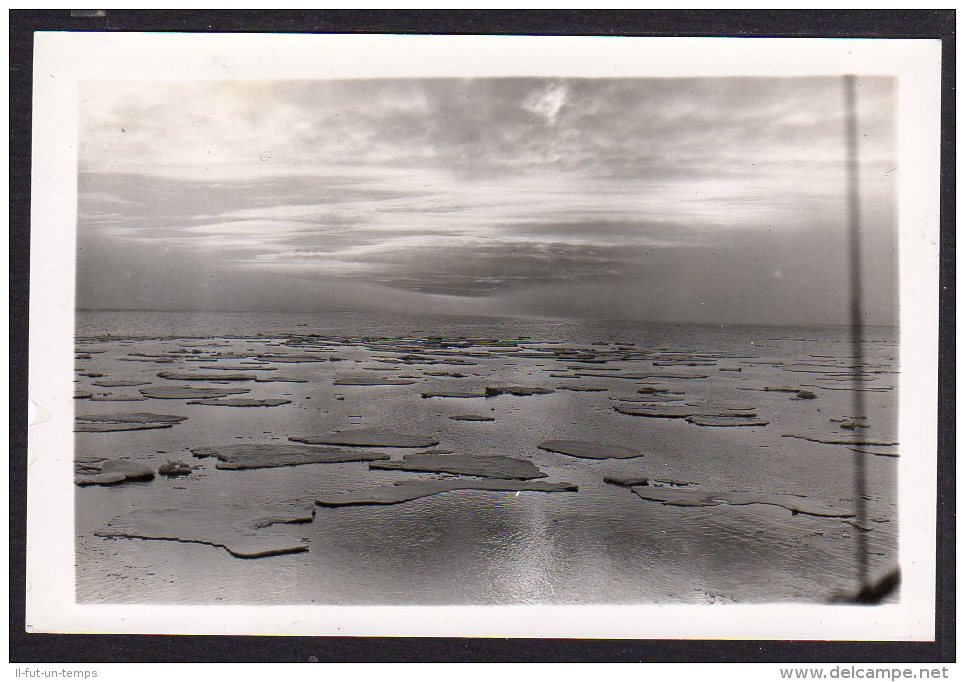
76,309,897,346
74,310,899,605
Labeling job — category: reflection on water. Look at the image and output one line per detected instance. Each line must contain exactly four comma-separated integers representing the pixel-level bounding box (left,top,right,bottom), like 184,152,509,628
74,311,898,604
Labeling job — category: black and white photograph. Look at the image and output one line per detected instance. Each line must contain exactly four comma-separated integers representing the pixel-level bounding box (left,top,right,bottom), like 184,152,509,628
23,31,942,641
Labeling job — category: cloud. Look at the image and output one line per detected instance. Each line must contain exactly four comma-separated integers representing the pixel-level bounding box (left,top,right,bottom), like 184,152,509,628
76,77,898,324
523,83,568,124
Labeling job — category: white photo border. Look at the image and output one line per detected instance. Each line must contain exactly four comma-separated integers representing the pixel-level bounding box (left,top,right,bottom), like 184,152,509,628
26,32,942,639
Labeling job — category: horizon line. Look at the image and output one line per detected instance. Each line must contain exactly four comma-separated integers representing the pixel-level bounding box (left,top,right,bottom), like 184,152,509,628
74,307,899,330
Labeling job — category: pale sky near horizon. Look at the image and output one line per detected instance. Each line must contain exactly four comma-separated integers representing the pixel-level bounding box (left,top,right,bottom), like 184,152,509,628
77,77,898,325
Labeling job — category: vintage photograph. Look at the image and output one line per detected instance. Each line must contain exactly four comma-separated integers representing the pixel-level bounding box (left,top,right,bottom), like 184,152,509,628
23,32,942,640
72,75,899,605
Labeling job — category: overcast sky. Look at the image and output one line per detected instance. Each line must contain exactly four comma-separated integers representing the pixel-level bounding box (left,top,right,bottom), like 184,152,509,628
77,77,897,325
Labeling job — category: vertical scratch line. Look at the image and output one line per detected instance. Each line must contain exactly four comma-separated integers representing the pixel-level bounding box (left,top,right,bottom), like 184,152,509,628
844,74,869,589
